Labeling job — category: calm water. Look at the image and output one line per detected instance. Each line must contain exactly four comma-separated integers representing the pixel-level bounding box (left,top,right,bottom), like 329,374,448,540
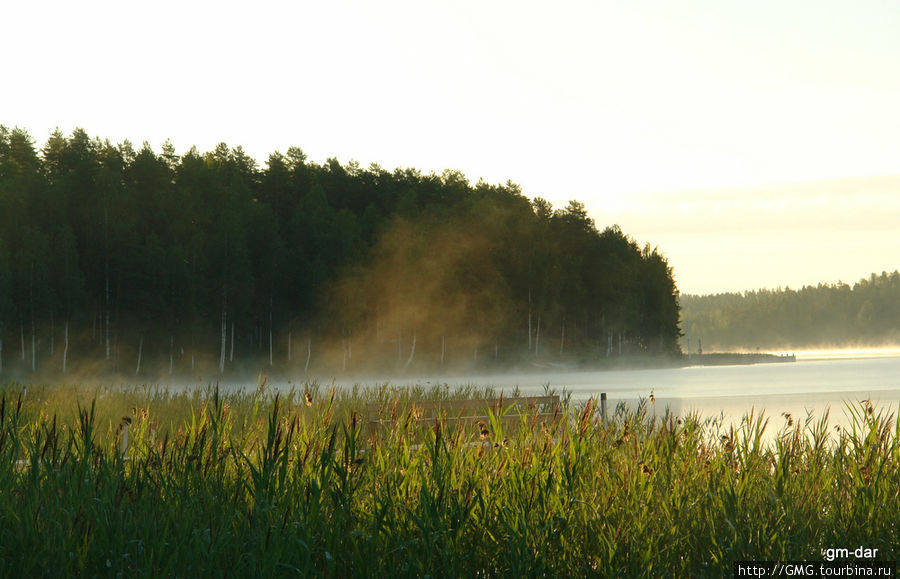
381,352,900,432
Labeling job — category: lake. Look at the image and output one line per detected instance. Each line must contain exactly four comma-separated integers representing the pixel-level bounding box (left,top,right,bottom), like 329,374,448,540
367,349,900,435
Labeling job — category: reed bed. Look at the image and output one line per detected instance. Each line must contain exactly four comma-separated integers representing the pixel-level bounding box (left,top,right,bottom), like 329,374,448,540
0,381,897,577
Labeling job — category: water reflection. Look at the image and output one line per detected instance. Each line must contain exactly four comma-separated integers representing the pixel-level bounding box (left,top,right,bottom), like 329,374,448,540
377,355,900,442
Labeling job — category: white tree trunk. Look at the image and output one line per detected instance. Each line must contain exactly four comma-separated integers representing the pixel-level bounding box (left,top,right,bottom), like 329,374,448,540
404,331,416,369
304,338,311,374
560,320,565,357
441,335,446,365
135,336,143,375
219,310,227,374
63,321,69,374
527,290,532,352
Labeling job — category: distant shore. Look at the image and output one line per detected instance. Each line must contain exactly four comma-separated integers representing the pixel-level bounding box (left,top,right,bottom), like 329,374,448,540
526,351,797,374
681,352,796,366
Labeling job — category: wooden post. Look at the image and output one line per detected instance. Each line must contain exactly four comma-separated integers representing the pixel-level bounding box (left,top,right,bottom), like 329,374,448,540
119,419,131,458
600,392,607,423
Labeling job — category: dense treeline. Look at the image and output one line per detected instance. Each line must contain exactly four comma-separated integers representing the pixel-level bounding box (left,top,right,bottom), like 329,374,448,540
0,127,680,378
680,271,900,351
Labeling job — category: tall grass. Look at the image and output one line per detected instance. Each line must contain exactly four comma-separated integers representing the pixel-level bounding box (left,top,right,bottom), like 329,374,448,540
0,381,897,576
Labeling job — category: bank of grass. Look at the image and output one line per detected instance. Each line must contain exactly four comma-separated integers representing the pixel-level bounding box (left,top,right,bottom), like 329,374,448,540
0,380,897,576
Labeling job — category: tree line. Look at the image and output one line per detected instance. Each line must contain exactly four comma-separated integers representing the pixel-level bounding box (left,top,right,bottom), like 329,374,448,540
0,126,681,379
680,271,900,351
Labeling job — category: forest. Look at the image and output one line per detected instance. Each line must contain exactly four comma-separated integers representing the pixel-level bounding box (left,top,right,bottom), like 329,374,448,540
680,271,900,351
0,127,681,379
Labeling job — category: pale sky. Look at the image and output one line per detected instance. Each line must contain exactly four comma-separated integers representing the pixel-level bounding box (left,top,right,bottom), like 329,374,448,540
3,0,900,295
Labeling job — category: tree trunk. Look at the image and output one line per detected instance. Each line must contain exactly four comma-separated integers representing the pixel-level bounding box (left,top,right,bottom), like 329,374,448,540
268,296,274,367
535,314,541,357
230,322,235,363
560,320,565,357
304,338,311,374
135,336,143,375
219,310,227,375
404,331,416,369
441,335,446,365
105,264,110,361
63,321,69,374
527,290,532,352
104,190,110,361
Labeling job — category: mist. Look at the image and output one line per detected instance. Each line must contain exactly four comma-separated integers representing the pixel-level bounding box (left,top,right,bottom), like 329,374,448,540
0,129,683,386
679,271,900,353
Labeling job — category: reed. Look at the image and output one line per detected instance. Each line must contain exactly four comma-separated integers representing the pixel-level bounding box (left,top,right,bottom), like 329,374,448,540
0,381,897,576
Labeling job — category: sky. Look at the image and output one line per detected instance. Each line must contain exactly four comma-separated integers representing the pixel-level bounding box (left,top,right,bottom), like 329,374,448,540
3,0,900,295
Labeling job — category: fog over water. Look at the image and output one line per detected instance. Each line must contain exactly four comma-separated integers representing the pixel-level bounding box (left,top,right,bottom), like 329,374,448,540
129,349,900,438
323,349,900,436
